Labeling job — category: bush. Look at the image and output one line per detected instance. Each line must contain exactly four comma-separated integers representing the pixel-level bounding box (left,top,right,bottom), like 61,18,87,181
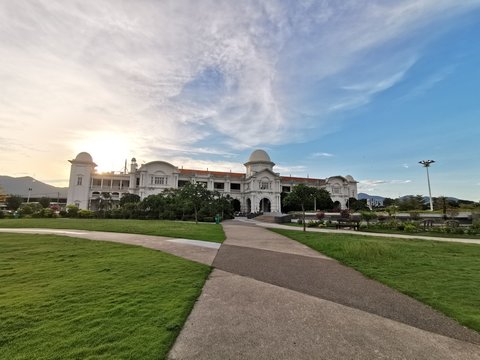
66,205,79,217
297,219,303,225
340,209,350,219
472,219,480,230
404,223,417,232
18,203,43,217
466,228,478,236
307,220,320,228
110,208,123,219
360,211,377,225
78,209,95,218
43,208,55,218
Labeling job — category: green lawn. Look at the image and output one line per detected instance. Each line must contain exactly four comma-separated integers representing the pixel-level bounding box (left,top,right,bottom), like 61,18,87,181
285,222,480,239
271,229,480,333
362,227,480,239
0,218,225,243
0,233,211,359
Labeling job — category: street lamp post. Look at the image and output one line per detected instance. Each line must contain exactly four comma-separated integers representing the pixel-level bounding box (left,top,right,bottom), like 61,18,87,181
27,187,32,203
419,160,435,211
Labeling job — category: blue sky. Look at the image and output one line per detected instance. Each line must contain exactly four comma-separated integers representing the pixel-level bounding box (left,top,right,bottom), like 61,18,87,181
1,1,479,200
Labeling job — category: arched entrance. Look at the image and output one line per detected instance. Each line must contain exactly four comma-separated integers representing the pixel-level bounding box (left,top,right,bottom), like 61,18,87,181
259,198,271,213
246,198,252,213
232,199,241,212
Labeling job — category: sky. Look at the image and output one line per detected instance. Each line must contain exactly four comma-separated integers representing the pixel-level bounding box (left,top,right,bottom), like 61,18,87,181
1,0,480,200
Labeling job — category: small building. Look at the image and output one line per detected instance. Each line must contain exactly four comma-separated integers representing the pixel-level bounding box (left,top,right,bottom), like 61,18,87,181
67,149,357,212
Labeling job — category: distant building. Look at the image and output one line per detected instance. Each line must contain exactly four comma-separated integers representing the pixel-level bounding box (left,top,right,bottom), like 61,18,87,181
67,149,358,212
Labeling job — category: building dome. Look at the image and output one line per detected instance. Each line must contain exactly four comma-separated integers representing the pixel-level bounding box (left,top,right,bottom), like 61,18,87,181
345,175,355,182
248,149,272,163
74,152,93,163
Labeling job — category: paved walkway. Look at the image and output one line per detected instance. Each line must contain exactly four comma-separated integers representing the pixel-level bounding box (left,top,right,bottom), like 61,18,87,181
0,228,219,265
2,225,480,358
169,220,480,359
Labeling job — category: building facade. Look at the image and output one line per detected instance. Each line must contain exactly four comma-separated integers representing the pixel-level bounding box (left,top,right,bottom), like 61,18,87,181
67,149,358,212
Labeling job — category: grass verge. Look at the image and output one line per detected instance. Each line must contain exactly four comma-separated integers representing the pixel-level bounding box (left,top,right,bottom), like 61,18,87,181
271,228,480,333
283,222,480,239
0,218,225,243
0,233,211,360
362,227,480,239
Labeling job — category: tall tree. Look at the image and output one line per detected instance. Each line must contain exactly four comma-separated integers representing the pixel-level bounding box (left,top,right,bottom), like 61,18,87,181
119,193,140,207
179,182,212,224
284,184,319,232
6,195,23,211
316,189,334,210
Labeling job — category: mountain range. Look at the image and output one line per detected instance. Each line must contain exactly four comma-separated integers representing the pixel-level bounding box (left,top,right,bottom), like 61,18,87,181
358,193,466,205
0,176,67,198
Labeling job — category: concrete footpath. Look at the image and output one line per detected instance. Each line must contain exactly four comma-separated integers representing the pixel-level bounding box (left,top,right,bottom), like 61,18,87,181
168,220,480,360
2,224,479,358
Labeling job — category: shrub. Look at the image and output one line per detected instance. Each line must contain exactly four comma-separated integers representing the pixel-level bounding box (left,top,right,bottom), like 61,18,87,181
18,203,43,217
472,219,480,230
110,208,123,219
360,211,377,226
307,220,320,228
404,223,417,232
43,208,55,218
66,205,79,217
78,209,95,218
316,211,325,220
297,219,303,225
467,228,479,236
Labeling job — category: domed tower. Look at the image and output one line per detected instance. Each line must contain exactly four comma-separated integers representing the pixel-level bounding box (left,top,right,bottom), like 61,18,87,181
244,149,275,177
345,175,358,199
243,149,281,214
67,152,97,209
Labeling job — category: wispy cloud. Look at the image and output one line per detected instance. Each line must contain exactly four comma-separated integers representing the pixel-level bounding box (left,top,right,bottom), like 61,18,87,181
311,152,334,158
358,179,412,192
360,179,412,186
1,0,478,181
399,65,456,101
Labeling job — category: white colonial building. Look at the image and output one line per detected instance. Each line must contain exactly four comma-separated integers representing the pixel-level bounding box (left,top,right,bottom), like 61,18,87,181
67,149,357,213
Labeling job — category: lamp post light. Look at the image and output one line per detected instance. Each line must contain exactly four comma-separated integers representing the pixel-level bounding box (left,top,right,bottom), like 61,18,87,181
419,160,435,211
27,187,32,203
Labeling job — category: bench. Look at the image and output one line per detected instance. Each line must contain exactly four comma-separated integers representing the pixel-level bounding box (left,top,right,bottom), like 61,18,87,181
336,219,360,231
